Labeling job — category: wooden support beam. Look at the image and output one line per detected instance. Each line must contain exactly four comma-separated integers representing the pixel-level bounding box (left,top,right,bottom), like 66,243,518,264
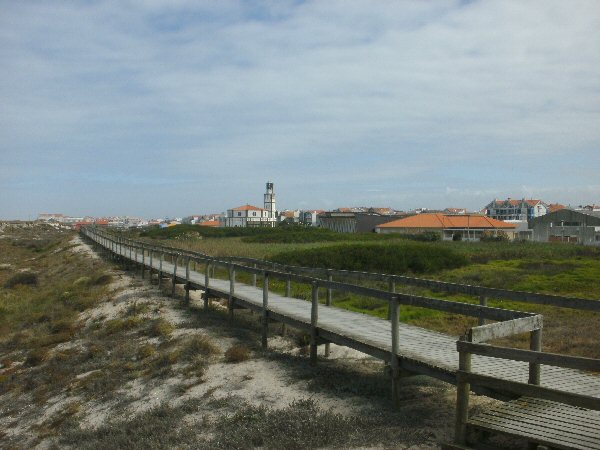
529,328,542,385
310,281,319,366
324,271,333,357
229,263,235,321
390,295,400,408
478,295,487,326
252,263,257,287
455,336,472,445
158,252,164,288
387,277,395,320
141,245,145,278
185,256,191,304
262,272,269,349
171,254,178,296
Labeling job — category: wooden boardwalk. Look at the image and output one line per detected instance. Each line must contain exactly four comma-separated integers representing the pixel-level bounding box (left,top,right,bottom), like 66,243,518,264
100,237,600,400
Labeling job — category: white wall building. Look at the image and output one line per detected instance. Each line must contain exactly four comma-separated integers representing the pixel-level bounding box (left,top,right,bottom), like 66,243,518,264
224,182,278,228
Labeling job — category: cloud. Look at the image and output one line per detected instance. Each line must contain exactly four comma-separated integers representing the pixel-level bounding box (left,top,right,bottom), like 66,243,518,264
1,0,599,218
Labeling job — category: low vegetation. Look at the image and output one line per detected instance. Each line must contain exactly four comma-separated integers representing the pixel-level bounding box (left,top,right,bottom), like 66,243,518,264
271,241,469,274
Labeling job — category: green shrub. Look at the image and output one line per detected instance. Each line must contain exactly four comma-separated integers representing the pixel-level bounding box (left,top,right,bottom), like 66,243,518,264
147,318,174,338
4,271,38,288
271,242,469,275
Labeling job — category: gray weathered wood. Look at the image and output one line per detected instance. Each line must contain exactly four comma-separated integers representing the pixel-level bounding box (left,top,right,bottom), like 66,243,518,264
468,315,542,343
390,295,400,407
456,341,600,372
459,372,600,411
310,281,319,366
262,272,269,349
455,336,472,445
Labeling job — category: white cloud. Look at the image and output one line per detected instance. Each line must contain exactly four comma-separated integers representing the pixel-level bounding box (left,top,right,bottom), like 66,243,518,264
1,0,599,218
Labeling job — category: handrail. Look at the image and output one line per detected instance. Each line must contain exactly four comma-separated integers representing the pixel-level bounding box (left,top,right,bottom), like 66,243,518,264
119,230,600,312
82,226,538,324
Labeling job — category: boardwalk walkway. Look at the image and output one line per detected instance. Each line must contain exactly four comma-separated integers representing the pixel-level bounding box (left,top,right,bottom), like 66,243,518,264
99,238,600,401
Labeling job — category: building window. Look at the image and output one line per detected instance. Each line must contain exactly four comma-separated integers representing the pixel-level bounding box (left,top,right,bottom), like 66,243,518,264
252,212,256,216
237,212,242,217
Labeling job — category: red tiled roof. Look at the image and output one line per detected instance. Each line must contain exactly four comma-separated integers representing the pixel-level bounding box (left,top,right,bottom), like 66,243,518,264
197,220,220,227
231,204,265,211
547,203,565,213
377,213,516,229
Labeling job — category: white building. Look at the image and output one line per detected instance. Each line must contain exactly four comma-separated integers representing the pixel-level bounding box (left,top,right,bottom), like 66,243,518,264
224,182,278,228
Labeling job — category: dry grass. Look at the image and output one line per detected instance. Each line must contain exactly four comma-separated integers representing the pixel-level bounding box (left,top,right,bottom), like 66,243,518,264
224,344,251,363
147,318,175,338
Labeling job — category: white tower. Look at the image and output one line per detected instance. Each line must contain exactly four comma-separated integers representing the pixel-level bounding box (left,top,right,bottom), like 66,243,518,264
264,181,276,220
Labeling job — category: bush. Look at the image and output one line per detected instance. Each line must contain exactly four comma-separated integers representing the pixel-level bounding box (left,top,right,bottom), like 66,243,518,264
4,271,38,288
180,334,219,359
271,242,469,275
147,318,174,338
224,344,250,363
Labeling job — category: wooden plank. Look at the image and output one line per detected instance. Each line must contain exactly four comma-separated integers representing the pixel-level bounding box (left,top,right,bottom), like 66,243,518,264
467,315,542,343
458,341,600,372
459,371,600,410
467,415,599,450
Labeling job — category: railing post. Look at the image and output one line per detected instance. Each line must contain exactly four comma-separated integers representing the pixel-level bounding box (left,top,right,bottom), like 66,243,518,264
185,256,191,304
310,281,319,366
390,295,400,407
387,276,396,320
529,328,542,385
229,263,235,320
171,253,178,296
158,252,164,288
455,335,472,445
141,245,145,279
285,273,291,297
252,263,257,287
204,261,211,310
148,249,153,282
134,245,138,275
478,295,488,326
324,270,333,357
262,271,269,349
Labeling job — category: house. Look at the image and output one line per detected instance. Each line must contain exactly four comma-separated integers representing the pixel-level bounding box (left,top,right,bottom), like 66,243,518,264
225,205,276,227
547,203,566,213
375,213,517,241
300,210,324,227
444,208,467,215
225,182,278,228
197,220,220,227
484,198,548,221
579,204,600,212
318,211,412,233
279,210,300,224
529,209,600,246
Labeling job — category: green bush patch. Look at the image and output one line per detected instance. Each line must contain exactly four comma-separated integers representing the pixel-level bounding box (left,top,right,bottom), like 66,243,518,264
272,242,469,275
4,271,38,288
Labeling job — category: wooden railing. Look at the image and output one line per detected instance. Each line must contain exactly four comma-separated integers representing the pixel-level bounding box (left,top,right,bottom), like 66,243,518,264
453,339,600,447
113,231,600,313
82,226,548,407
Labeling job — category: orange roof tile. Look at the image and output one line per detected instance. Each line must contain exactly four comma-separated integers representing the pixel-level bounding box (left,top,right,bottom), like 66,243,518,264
547,203,565,213
231,204,265,211
378,213,516,229
197,220,220,227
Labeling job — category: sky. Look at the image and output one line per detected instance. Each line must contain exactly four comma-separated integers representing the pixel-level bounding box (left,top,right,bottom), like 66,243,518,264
1,0,599,220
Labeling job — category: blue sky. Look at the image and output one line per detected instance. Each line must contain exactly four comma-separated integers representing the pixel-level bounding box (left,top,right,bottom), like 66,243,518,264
1,1,599,219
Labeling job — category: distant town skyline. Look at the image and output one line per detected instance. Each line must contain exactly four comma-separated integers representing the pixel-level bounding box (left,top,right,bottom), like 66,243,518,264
2,1,599,220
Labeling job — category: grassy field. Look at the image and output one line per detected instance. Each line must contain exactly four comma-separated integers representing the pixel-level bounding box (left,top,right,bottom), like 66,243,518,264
1,224,455,449
133,225,600,357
